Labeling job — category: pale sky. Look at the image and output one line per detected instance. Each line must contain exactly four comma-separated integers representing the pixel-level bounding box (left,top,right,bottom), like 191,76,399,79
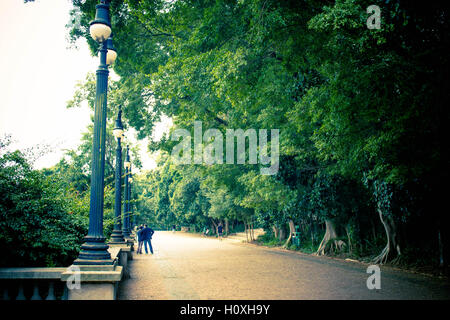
0,0,167,171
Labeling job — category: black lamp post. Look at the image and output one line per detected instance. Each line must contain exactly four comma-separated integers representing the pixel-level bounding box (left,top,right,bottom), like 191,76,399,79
128,169,133,233
109,106,125,243
131,173,136,229
123,146,131,238
74,0,118,265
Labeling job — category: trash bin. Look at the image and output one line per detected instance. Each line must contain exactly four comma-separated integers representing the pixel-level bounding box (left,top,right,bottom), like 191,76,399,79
292,231,300,246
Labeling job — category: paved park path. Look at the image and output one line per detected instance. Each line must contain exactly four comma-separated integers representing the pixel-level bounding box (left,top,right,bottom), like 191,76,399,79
118,231,450,300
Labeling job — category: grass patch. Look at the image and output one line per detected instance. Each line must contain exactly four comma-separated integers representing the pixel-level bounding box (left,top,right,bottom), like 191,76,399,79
256,233,283,247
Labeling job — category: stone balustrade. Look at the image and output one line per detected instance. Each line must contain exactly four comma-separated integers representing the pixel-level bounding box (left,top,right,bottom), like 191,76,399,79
0,244,132,300
0,268,68,300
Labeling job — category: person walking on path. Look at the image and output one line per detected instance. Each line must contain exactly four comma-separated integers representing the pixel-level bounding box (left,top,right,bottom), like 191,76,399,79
141,224,155,254
218,224,223,241
137,225,144,254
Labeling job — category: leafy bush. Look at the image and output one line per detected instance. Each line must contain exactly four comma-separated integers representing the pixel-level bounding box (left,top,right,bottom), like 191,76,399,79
0,147,88,267
256,233,283,247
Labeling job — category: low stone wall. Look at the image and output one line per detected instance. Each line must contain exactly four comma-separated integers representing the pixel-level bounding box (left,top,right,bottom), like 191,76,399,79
0,268,67,300
0,245,131,300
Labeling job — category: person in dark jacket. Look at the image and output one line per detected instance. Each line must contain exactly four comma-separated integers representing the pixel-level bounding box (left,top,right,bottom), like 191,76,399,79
137,225,144,254
141,224,154,254
218,224,223,241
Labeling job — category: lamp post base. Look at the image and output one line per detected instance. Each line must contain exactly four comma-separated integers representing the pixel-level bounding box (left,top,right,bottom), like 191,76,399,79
122,231,131,239
72,259,116,268
109,229,126,243
74,236,114,265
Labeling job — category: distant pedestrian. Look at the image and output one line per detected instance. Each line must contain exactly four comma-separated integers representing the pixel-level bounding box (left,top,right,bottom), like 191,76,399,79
137,225,144,254
134,226,139,242
141,224,155,254
172,224,176,233
218,224,223,241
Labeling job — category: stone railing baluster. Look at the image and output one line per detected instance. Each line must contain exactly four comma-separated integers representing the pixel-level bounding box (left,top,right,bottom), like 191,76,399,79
31,281,41,300
16,281,26,300
46,281,56,300
62,283,68,300
1,286,9,300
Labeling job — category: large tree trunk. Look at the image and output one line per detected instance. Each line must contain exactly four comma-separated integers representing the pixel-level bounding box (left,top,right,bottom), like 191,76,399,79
316,219,346,255
278,228,286,241
309,218,316,245
370,219,377,241
373,206,401,264
283,219,296,248
247,220,253,242
250,220,255,241
225,218,229,235
244,221,249,242
211,219,218,235
272,225,279,239
345,225,352,254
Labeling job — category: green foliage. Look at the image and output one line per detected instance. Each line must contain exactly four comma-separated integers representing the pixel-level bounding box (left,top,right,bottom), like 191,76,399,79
256,233,283,247
65,0,449,266
0,141,88,267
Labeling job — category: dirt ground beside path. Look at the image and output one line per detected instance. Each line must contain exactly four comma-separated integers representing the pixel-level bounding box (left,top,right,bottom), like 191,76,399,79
118,231,450,300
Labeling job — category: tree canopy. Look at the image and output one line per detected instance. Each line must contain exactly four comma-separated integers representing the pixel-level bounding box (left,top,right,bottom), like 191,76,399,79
8,0,445,268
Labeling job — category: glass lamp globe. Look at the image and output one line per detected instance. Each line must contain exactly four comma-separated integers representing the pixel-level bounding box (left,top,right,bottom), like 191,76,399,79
106,49,117,65
89,3,112,42
106,37,117,65
90,23,111,43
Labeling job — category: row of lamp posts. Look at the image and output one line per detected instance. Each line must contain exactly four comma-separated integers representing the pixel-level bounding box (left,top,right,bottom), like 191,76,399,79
110,107,134,243
74,0,134,266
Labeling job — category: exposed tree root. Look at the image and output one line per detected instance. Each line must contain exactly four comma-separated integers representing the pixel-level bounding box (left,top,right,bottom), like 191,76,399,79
283,220,296,249
373,244,390,264
316,220,346,256
372,207,401,264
